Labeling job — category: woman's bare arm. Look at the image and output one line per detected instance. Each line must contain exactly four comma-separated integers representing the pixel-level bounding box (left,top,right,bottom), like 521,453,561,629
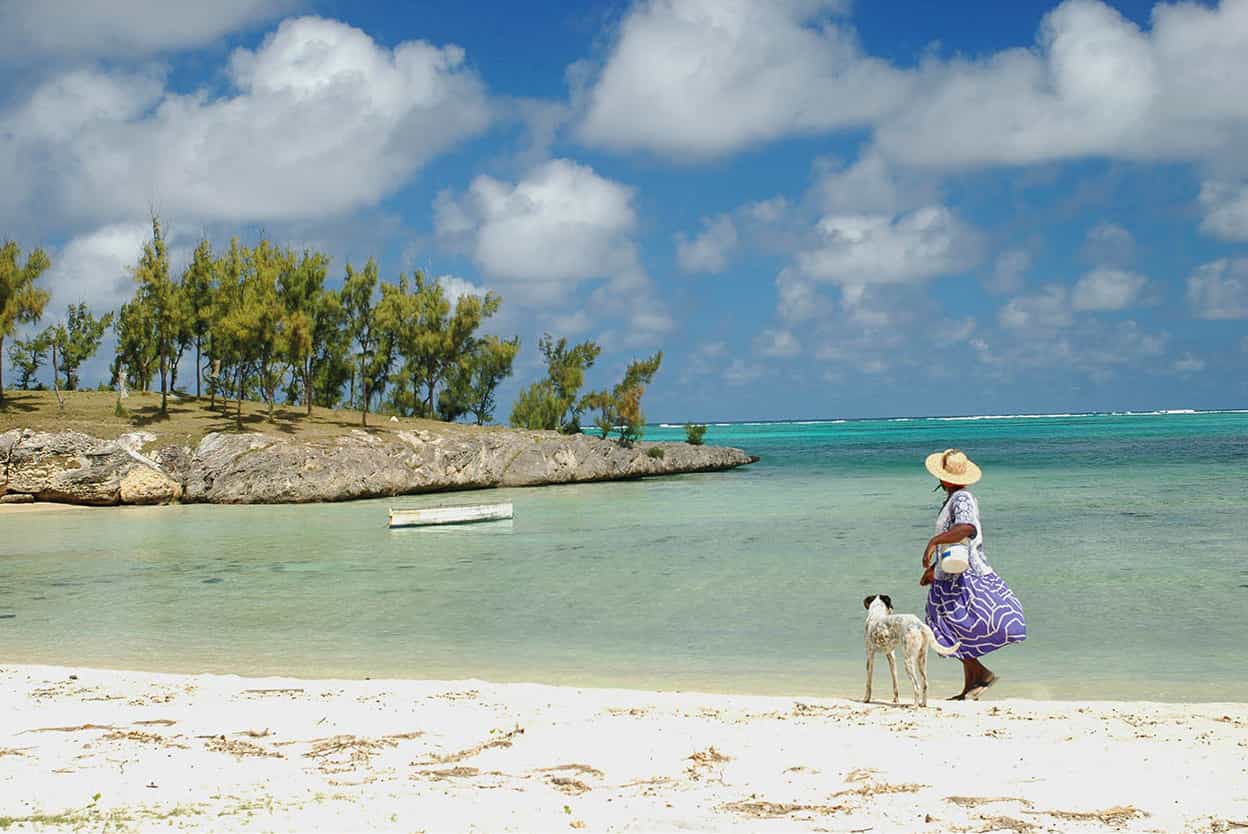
922,523,978,566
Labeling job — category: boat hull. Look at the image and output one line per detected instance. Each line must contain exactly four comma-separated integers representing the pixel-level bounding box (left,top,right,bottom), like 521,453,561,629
388,502,513,528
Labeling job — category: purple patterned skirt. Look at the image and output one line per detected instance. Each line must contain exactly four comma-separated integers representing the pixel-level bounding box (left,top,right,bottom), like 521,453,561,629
925,570,1027,660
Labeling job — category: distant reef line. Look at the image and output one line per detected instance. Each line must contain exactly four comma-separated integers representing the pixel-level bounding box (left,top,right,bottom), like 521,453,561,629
0,426,757,507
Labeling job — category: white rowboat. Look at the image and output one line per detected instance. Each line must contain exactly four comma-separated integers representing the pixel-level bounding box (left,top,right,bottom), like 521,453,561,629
388,501,513,528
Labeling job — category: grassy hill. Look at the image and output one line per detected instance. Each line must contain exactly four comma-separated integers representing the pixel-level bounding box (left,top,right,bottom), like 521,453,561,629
0,390,495,446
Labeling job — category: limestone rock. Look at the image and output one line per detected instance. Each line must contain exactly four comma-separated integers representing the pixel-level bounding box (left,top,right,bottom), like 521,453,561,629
119,466,183,505
5,430,129,505
1,492,34,504
5,425,755,506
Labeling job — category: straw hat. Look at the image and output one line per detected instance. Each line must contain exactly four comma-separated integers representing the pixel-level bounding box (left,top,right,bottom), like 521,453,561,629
924,448,982,485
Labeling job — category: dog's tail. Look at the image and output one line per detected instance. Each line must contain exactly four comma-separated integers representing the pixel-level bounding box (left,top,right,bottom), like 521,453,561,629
922,624,961,656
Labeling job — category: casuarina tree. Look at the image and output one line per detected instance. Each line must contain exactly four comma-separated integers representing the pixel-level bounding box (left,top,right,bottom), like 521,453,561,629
0,241,51,402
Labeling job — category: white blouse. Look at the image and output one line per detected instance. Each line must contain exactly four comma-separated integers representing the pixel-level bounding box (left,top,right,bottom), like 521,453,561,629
934,489,993,579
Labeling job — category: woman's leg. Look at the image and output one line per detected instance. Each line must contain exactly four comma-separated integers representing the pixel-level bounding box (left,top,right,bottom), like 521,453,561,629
952,658,996,699
950,659,976,699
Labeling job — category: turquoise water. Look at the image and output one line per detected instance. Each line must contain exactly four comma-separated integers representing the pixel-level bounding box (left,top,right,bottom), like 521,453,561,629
2,410,1247,702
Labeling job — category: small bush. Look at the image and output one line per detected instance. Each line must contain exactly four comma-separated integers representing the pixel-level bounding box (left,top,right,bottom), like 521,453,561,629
646,445,665,459
684,423,707,445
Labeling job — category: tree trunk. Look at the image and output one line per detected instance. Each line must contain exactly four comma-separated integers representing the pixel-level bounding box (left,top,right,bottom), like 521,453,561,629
0,335,6,403
195,338,201,399
236,368,244,429
50,340,65,411
305,355,313,416
361,380,368,427
349,369,356,411
160,346,169,415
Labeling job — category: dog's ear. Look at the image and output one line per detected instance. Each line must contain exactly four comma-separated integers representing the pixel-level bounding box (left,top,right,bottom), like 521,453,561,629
863,595,876,610
880,594,893,611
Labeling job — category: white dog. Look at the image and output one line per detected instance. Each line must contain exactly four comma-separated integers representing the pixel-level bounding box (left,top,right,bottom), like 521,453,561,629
862,594,960,707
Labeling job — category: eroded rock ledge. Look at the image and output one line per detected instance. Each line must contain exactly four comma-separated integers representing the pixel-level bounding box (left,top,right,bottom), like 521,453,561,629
0,428,756,506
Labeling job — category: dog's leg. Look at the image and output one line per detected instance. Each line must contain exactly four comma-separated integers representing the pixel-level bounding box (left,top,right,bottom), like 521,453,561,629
903,651,920,708
864,649,875,703
885,651,899,704
918,646,929,707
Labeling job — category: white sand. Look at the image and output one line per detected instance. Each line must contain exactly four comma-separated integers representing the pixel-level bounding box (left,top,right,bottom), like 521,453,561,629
0,502,83,514
1,664,1245,833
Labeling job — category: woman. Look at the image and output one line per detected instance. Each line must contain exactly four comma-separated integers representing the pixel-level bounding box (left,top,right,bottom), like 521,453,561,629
921,449,1027,700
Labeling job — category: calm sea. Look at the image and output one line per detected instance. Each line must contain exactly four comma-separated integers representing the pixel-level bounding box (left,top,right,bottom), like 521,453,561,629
3,410,1246,702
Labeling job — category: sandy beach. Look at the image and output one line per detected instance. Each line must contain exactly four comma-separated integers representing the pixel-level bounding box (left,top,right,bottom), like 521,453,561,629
1,665,1245,832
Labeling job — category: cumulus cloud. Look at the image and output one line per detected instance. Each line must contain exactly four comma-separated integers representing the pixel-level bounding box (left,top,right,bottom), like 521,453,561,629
878,0,1248,168
575,0,1248,172
1199,180,1248,240
1172,354,1206,373
1000,286,1074,331
1080,221,1135,266
435,274,488,304
0,17,492,229
675,215,738,273
41,223,187,316
1071,267,1148,311
1187,257,1248,319
722,358,764,386
977,316,1167,381
549,310,593,336
775,269,827,323
576,0,910,159
435,158,637,300
796,205,981,296
0,0,294,61
435,158,671,342
812,151,936,216
986,248,1031,295
755,328,801,358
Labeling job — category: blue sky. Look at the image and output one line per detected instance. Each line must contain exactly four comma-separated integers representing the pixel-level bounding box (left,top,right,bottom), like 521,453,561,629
2,0,1247,420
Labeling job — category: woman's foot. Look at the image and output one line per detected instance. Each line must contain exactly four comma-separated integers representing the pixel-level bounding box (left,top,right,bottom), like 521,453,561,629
966,674,998,700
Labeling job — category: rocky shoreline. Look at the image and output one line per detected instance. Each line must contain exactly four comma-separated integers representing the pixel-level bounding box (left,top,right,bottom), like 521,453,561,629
0,427,756,507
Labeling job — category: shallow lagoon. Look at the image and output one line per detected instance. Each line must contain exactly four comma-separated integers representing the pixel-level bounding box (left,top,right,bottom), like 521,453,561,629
3,410,1246,701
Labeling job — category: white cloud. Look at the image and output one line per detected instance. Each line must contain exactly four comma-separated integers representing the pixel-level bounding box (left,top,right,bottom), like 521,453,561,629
1172,354,1206,373
0,17,491,228
685,340,727,377
755,328,801,358
1000,286,1074,331
877,0,1248,169
1199,180,1248,240
722,358,764,386
775,269,826,323
42,223,160,315
812,151,936,216
1187,257,1248,319
0,0,294,61
1081,221,1135,266
986,248,1031,294
1071,267,1148,311
747,198,789,224
549,310,593,336
796,205,981,294
435,158,637,299
575,0,1248,170
576,0,910,159
976,316,1167,380
675,215,738,273
435,158,672,342
435,274,487,304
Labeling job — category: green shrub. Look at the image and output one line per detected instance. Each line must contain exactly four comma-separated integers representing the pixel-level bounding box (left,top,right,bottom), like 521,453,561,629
684,423,707,445
646,445,665,459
